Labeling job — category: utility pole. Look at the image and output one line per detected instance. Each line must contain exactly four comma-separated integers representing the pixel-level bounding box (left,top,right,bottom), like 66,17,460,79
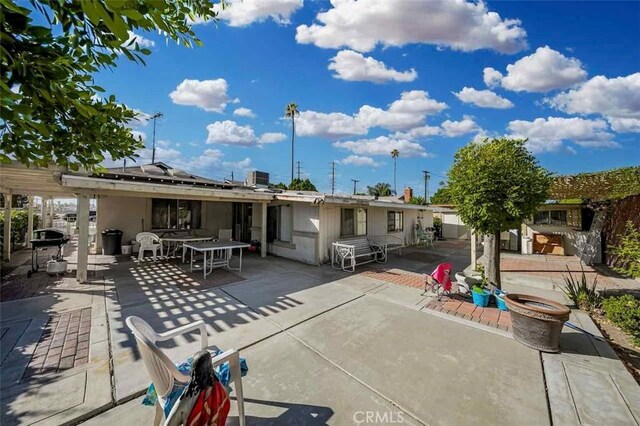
351,179,359,195
231,171,234,182
422,170,430,204
150,112,163,164
296,161,302,180
331,162,336,195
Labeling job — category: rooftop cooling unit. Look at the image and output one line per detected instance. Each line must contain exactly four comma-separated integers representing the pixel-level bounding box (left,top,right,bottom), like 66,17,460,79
247,171,269,187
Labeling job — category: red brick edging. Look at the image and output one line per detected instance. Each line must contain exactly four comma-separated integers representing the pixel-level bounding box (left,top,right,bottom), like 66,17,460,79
424,297,512,332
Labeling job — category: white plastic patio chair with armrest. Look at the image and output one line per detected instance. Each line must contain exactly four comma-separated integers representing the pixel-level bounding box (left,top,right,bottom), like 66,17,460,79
125,316,246,426
217,228,233,241
136,232,164,261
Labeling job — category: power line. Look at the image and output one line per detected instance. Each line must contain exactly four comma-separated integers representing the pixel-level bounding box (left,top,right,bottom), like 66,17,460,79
351,179,359,195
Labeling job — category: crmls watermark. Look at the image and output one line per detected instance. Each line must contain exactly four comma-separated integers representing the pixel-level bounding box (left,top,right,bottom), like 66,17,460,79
353,410,405,424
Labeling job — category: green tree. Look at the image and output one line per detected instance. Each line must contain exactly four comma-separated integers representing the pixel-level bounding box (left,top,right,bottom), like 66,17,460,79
285,102,299,182
1,0,220,171
272,182,288,190
430,185,453,204
448,138,551,288
367,182,392,197
390,149,399,195
409,196,426,205
288,178,317,191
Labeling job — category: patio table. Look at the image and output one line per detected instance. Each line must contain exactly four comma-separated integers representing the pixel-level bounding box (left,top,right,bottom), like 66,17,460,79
160,235,215,260
183,241,250,279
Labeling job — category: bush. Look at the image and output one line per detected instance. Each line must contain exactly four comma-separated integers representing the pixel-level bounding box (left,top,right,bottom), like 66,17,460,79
0,210,40,248
602,294,640,346
609,221,640,278
560,266,601,311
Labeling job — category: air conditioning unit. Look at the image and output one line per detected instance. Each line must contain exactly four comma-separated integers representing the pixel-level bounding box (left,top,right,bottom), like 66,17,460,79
247,171,269,187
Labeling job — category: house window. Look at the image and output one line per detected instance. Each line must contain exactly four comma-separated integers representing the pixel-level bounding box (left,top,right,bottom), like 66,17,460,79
152,199,202,229
266,205,292,242
341,208,367,237
534,210,567,226
387,211,404,232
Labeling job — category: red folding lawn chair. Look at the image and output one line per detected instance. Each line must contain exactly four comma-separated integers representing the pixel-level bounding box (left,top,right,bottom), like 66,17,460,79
423,262,453,300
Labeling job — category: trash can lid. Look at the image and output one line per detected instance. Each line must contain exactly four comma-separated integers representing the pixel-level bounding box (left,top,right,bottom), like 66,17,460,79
102,229,123,235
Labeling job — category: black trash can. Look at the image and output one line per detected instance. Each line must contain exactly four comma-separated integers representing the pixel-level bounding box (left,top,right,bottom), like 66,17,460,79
101,229,123,255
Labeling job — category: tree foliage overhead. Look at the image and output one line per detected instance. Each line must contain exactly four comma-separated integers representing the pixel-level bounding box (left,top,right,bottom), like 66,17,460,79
367,182,392,197
409,195,426,205
448,138,552,234
1,0,220,171
288,178,317,192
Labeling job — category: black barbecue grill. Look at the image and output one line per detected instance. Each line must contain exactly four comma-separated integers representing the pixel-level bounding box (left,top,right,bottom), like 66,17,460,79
29,229,70,275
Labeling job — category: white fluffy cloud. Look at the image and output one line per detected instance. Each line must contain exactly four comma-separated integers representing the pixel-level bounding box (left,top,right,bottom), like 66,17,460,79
334,135,429,158
355,91,447,131
170,79,236,112
393,124,441,140
296,0,527,53
483,67,503,88
485,46,587,92
328,50,417,83
125,31,155,49
258,132,287,144
454,87,514,109
507,117,618,153
296,111,368,138
192,0,302,27
441,116,480,137
223,157,253,173
297,91,447,138
233,107,256,118
206,121,285,146
338,155,381,167
546,73,640,132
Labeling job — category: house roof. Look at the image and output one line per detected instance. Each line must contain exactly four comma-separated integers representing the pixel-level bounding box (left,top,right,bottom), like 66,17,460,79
97,162,240,189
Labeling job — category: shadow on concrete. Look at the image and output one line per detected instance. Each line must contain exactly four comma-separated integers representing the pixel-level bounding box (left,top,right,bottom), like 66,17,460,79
227,397,334,425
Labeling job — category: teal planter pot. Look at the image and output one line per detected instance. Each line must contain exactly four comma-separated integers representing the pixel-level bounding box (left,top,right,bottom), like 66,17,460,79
472,289,491,307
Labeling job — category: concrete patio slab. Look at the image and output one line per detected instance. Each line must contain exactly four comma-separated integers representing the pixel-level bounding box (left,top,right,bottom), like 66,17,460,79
289,295,550,425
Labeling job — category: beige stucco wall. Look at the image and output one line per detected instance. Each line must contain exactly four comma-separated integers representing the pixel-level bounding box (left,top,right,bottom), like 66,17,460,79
96,195,151,251
268,201,320,265
441,211,471,240
202,201,232,236
318,204,432,263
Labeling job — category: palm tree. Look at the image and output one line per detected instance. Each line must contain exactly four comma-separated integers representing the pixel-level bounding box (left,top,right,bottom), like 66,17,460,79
390,149,399,195
367,182,392,197
285,102,299,183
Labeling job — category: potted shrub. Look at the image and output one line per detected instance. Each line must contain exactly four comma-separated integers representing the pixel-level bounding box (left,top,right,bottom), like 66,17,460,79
504,294,570,352
472,283,491,307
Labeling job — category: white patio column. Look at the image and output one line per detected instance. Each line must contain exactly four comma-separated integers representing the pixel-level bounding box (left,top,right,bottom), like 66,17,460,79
26,195,34,245
470,230,477,270
260,202,267,258
40,197,46,228
48,198,54,228
3,193,12,261
76,193,90,283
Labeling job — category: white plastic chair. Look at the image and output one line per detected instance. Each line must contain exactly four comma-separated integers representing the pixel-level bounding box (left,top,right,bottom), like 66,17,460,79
136,232,163,261
218,228,233,241
125,316,245,426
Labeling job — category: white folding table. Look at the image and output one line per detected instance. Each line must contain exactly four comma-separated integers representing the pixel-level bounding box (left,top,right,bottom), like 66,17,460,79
183,241,250,279
160,235,215,260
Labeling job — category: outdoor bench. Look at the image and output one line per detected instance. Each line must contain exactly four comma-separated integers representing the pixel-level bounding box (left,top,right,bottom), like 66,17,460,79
331,237,387,272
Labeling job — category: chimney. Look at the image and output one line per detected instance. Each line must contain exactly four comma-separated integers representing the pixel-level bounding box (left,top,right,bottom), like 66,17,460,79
404,187,413,203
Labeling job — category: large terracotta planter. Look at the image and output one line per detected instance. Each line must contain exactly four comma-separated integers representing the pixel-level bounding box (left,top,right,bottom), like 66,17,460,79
504,294,571,353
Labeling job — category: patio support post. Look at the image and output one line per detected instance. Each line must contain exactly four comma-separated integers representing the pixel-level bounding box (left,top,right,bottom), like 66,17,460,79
40,197,47,228
261,202,267,258
48,197,54,227
470,230,477,270
76,193,90,283
27,195,34,246
3,192,12,261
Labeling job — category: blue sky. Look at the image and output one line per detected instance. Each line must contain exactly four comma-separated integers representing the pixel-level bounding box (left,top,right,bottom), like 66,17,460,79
97,0,640,195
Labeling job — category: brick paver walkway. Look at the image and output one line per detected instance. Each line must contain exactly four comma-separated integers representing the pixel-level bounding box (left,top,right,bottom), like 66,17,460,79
424,295,512,332
361,269,425,288
23,307,91,378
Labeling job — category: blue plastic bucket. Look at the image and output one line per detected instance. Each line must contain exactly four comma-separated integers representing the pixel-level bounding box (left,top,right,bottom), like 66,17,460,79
495,294,509,311
472,289,491,307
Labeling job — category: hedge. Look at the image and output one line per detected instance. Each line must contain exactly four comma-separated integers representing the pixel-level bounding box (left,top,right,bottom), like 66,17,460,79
0,210,41,248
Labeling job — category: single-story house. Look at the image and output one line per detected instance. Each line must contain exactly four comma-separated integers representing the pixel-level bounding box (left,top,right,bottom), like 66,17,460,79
0,161,432,282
